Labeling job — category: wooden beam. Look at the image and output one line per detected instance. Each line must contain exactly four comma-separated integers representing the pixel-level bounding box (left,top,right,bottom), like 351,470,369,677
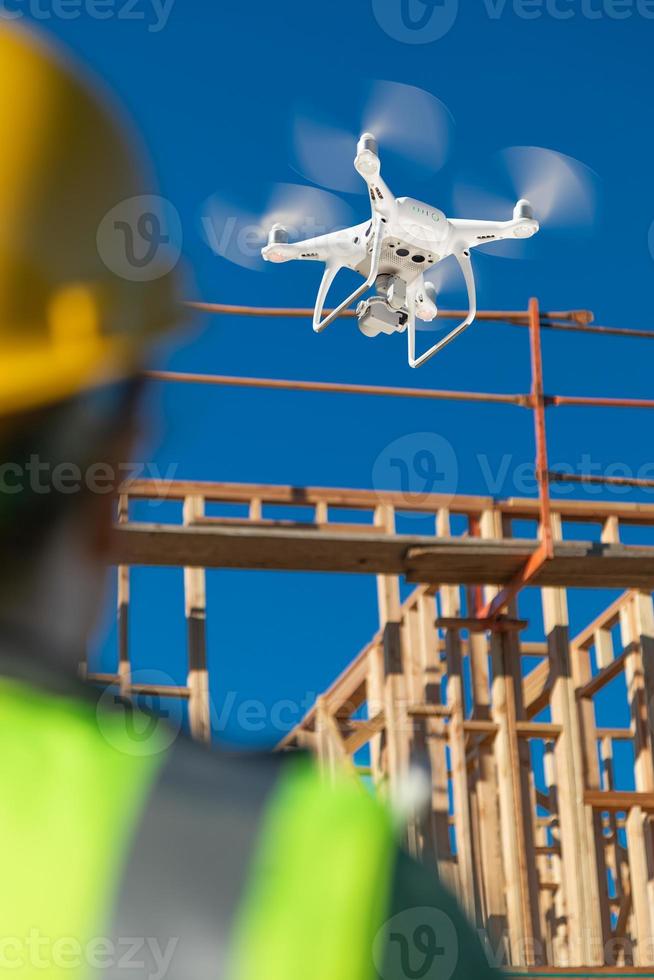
515,721,563,739
114,523,654,590
435,616,528,633
619,596,654,962
438,508,478,923
122,478,654,527
585,790,654,813
541,513,605,965
523,660,552,718
482,508,540,961
342,712,386,755
576,652,628,701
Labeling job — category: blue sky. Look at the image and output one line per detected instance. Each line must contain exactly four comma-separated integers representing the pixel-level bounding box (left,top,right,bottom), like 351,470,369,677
24,0,654,754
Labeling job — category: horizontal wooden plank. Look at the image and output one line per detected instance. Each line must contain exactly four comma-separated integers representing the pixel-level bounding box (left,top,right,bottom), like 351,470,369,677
596,727,633,741
515,721,563,740
112,523,654,590
584,790,654,813
122,479,493,515
122,480,654,525
435,616,528,633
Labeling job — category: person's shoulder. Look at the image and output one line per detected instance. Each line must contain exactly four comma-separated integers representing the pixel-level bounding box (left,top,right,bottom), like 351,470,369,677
380,847,505,980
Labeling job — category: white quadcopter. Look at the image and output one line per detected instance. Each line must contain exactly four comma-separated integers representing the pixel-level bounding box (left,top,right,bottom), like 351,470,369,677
261,133,539,368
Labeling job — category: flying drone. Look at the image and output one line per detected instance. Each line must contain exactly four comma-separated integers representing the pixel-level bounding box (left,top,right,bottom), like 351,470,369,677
262,132,538,368
206,82,597,368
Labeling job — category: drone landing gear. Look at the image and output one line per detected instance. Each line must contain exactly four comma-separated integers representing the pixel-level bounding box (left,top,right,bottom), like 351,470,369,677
407,250,477,369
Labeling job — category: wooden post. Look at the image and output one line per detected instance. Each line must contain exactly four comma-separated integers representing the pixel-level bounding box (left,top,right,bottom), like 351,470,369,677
437,507,478,923
184,495,211,743
418,589,457,890
404,601,434,862
599,735,632,963
543,741,566,964
542,513,605,966
117,493,131,698
620,594,654,964
573,636,612,954
469,514,508,951
482,508,541,965
374,504,411,814
366,642,386,791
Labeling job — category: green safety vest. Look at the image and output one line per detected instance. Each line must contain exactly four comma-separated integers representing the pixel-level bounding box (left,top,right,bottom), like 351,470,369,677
0,676,396,980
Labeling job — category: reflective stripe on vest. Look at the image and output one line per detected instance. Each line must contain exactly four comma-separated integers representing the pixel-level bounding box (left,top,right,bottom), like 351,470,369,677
0,677,165,979
230,755,396,980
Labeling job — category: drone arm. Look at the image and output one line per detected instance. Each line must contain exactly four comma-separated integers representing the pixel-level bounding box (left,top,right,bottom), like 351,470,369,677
407,250,476,368
448,214,538,252
359,173,395,222
353,135,396,222
262,228,363,265
313,215,384,333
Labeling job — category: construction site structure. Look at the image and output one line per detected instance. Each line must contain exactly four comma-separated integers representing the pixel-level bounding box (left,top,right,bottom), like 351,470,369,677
93,299,654,973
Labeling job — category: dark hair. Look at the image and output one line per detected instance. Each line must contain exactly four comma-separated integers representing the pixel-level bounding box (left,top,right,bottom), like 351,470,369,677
0,379,141,575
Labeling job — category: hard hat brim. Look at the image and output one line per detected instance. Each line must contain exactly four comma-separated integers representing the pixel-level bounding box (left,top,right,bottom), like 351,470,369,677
0,333,144,418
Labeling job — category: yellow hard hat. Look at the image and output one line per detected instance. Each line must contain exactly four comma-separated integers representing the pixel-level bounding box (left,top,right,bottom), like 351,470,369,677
0,25,182,419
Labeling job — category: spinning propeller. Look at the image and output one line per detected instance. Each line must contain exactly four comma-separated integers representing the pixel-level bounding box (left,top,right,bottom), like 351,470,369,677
202,183,355,270
453,146,599,257
291,80,454,194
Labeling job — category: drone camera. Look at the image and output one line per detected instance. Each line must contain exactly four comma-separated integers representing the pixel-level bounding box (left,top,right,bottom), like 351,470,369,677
356,296,405,338
356,274,408,338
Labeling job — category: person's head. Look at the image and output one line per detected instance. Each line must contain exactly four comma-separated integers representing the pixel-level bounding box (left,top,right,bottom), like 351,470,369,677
0,25,182,651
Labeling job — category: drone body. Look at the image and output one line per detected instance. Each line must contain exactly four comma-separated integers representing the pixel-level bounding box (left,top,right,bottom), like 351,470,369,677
262,134,539,367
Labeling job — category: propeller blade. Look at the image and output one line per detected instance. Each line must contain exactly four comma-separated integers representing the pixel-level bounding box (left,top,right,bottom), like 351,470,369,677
291,80,454,194
452,146,599,259
424,254,464,295
499,146,598,230
202,183,355,270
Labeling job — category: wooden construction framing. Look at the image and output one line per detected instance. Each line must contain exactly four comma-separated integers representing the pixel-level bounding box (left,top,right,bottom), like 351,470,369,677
282,569,654,969
92,300,654,972
101,476,654,969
